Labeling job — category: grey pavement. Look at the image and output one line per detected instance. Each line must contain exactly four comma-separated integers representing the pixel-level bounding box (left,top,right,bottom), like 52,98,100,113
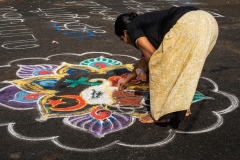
0,0,239,159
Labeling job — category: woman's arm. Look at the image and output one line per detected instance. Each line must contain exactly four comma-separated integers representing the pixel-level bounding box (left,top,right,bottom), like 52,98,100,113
136,37,156,63
118,37,156,90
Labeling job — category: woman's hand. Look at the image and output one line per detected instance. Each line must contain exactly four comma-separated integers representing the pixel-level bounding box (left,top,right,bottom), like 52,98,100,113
118,78,128,91
136,68,148,82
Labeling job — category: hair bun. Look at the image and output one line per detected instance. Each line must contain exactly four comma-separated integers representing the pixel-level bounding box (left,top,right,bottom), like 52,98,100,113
128,12,138,20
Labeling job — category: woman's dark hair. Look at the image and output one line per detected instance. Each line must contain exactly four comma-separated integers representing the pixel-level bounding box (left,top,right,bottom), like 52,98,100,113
114,12,138,36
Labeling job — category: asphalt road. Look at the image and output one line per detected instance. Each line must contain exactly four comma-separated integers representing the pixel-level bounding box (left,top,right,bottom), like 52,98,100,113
0,0,239,159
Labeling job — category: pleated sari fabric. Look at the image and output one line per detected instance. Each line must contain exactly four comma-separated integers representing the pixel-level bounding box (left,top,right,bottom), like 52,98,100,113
149,10,219,121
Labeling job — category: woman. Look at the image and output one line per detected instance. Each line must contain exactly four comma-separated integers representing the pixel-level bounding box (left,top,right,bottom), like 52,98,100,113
114,6,218,124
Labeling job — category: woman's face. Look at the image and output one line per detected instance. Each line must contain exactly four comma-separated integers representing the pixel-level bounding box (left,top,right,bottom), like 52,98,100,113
119,30,133,45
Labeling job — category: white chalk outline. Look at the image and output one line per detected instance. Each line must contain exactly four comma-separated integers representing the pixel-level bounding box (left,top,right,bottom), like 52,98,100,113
117,129,176,148
0,52,238,152
0,7,39,49
0,52,138,68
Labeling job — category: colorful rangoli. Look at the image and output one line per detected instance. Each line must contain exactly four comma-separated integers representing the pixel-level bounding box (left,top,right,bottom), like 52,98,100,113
0,56,210,138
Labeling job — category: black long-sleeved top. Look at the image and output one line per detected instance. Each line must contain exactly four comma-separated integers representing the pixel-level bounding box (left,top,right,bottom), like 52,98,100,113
127,6,199,49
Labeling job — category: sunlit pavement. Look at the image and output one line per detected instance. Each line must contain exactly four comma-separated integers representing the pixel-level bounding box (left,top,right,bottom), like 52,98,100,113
0,0,239,159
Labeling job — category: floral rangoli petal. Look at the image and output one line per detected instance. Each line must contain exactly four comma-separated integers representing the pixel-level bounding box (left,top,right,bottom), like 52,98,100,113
192,91,212,103
0,85,41,110
17,64,58,78
64,106,134,138
79,56,122,69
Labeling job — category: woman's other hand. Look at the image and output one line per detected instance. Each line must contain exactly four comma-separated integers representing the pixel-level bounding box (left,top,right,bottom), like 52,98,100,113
136,70,148,82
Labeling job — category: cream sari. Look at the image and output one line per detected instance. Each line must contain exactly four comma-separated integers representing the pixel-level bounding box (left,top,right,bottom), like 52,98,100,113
149,10,219,120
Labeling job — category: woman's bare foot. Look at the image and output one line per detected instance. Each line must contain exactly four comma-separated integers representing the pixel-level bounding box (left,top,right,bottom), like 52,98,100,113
139,115,155,123
185,109,191,117
139,115,170,124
